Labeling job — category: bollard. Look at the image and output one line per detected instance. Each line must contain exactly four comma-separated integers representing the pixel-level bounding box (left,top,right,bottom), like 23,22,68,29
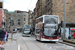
0,48,4,50
11,32,13,41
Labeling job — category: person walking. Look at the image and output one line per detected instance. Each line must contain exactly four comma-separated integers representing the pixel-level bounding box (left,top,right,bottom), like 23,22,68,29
4,32,8,43
4,33,6,43
6,32,9,41
30,28,33,36
0,28,6,48
68,34,71,40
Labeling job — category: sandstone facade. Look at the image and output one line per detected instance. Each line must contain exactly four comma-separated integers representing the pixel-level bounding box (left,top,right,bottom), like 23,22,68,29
52,0,75,23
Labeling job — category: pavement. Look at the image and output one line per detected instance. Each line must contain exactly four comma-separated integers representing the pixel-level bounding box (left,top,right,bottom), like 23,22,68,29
4,33,18,50
31,35,75,47
63,39,75,44
59,38,75,47
3,34,75,50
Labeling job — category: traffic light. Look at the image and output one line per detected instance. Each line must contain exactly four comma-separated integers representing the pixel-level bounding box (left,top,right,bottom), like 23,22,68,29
10,20,14,26
4,22,5,27
61,21,63,27
1,22,5,27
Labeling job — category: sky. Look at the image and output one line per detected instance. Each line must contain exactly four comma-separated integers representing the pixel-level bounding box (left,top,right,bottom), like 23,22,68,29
4,0,38,11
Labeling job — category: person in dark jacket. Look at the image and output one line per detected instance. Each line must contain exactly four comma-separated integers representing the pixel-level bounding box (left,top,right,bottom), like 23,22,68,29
6,32,9,41
68,34,71,40
0,28,6,48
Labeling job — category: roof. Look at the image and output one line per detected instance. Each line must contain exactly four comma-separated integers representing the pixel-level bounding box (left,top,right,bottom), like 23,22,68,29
8,11,14,13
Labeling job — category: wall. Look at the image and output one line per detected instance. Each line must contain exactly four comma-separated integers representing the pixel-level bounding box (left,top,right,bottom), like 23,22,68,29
52,0,75,23
0,9,2,27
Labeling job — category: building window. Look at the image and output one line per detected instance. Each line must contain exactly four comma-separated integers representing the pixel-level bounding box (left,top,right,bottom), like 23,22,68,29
24,18,25,21
9,14,10,15
18,18,21,25
18,18,20,21
18,21,20,25
24,15,25,16
18,15,20,16
0,2,3,8
9,17,10,19
17,11,22,13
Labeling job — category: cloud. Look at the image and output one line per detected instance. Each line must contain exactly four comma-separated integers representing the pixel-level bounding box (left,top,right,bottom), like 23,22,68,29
4,0,38,11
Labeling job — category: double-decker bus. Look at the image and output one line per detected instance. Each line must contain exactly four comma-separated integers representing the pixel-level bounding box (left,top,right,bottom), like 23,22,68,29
22,25,31,37
35,15,59,42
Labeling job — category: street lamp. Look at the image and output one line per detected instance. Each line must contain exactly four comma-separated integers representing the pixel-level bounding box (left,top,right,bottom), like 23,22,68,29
63,0,66,39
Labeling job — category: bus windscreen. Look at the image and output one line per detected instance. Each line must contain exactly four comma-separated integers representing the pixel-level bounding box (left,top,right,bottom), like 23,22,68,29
44,16,58,37
24,25,30,28
44,16,58,24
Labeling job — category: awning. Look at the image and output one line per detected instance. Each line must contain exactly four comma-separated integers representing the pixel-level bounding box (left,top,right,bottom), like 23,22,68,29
71,29,75,31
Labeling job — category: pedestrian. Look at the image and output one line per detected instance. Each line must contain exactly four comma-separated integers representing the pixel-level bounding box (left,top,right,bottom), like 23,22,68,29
70,33,72,38
6,32,9,41
66,35,68,39
4,32,9,43
68,34,71,40
4,33,6,43
30,28,33,36
0,28,6,48
59,32,61,37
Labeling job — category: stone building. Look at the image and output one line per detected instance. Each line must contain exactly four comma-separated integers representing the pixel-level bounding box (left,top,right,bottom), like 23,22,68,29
14,10,28,32
36,0,46,18
28,8,36,29
32,8,36,29
45,0,75,23
45,0,52,15
28,10,32,27
4,10,28,32
4,9,8,29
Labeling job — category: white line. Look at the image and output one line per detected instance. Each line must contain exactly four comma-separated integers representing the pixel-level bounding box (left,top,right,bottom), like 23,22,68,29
18,45,20,50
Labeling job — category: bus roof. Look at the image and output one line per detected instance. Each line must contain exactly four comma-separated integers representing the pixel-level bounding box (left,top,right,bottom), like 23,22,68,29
36,15,59,20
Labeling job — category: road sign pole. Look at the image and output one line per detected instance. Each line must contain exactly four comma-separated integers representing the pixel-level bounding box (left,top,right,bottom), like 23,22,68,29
10,18,13,41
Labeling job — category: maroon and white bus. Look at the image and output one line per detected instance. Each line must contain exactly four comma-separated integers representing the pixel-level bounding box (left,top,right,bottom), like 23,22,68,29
35,15,59,42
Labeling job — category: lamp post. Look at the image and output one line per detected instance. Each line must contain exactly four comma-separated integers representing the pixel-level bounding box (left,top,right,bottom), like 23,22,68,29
63,0,66,39
10,18,13,41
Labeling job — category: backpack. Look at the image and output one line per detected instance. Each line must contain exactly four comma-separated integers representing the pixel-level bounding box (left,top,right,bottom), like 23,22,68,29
68,36,71,39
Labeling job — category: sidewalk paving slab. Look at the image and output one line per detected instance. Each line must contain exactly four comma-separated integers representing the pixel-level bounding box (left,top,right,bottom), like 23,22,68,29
4,35,18,50
63,39,75,44
59,38,75,47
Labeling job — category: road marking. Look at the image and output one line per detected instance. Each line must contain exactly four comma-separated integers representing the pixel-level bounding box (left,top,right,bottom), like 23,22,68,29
45,44,47,46
18,45,20,50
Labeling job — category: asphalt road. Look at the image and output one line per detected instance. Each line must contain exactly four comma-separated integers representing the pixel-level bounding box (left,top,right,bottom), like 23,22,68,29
13,32,75,50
